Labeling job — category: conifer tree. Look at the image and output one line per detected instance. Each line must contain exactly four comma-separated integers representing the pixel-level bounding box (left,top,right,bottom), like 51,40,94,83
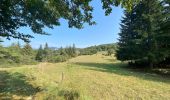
72,44,77,57
117,0,164,68
22,43,33,56
59,47,67,56
43,43,50,61
136,0,163,68
35,45,44,62
156,0,170,62
116,9,144,61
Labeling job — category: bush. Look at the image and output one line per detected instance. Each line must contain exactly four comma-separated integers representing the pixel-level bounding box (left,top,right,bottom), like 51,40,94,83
58,89,80,100
48,55,69,63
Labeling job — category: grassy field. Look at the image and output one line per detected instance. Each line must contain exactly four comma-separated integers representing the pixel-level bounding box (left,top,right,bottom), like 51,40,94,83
0,54,170,100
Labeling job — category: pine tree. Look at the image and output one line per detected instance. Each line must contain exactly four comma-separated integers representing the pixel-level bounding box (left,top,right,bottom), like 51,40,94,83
36,45,44,62
59,47,67,56
72,44,77,57
22,43,33,56
44,43,49,50
136,0,163,68
116,9,144,61
117,0,164,68
9,42,21,52
155,0,170,62
43,43,50,61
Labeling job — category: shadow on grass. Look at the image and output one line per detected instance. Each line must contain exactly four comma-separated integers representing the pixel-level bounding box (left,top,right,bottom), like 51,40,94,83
74,62,170,84
58,89,80,100
0,63,22,68
0,71,41,99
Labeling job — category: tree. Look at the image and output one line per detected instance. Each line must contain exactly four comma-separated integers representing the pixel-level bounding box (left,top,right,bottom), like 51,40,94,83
59,47,67,56
44,43,49,58
137,0,163,68
72,44,77,57
117,0,164,68
8,42,22,55
43,42,53,61
35,45,43,61
21,43,37,64
0,0,140,42
22,43,33,56
65,46,74,57
116,9,144,61
0,45,20,64
107,49,114,56
155,0,170,62
44,43,49,50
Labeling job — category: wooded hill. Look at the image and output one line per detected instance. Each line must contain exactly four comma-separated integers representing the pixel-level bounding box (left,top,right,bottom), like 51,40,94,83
79,43,117,55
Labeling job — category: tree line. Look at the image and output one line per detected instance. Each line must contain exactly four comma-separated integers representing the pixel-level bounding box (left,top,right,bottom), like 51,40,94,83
116,0,170,69
35,43,78,62
79,43,117,55
0,42,117,66
0,43,78,66
0,42,36,65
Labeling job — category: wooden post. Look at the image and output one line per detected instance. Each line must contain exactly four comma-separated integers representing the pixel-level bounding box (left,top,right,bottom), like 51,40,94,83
61,72,64,82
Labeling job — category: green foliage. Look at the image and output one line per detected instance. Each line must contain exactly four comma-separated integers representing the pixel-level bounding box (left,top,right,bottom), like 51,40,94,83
155,0,170,62
116,0,170,68
80,43,117,55
0,42,37,66
107,49,114,56
0,0,94,42
80,48,97,55
52,55,69,63
0,42,79,65
22,43,33,56
21,43,37,64
0,0,139,42
0,49,20,64
65,44,77,57
116,9,145,61
102,0,140,15
58,90,80,100
35,44,78,63
35,45,44,62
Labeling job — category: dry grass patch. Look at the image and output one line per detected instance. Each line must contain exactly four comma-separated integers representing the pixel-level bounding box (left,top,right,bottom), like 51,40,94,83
0,54,170,99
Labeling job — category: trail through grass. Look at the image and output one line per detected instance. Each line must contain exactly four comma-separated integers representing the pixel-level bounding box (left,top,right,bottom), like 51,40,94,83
0,54,170,99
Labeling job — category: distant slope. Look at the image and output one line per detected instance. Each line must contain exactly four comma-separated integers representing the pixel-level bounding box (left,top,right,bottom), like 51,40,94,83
79,43,117,55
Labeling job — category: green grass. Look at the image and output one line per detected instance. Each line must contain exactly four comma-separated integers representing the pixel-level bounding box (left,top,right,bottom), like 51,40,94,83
0,54,170,100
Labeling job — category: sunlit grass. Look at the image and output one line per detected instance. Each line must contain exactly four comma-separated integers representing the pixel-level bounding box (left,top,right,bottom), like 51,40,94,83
0,54,170,99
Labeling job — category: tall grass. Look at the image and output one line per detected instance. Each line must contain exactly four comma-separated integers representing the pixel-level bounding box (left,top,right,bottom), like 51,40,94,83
0,54,169,99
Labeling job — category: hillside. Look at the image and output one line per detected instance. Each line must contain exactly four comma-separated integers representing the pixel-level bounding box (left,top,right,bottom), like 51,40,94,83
0,54,169,100
79,43,117,55
82,43,117,50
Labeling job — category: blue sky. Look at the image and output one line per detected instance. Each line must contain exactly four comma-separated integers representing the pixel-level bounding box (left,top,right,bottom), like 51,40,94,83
2,1,123,48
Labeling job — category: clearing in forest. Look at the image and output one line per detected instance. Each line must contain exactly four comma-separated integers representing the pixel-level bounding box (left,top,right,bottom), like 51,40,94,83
0,54,170,100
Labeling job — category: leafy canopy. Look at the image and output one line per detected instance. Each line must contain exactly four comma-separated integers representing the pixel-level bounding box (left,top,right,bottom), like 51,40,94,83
0,0,139,42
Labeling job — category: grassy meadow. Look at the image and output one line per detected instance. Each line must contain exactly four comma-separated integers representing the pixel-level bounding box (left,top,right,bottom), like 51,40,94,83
0,54,170,100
